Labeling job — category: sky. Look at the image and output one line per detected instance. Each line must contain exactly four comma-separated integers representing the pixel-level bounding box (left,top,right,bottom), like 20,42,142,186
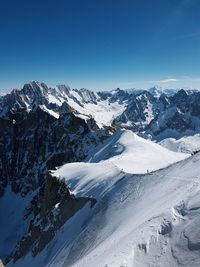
1,0,200,92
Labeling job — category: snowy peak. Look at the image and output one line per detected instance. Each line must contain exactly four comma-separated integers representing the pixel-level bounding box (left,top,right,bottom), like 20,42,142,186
0,82,100,120
56,84,71,95
77,88,99,104
148,86,198,98
148,86,164,97
0,81,49,112
22,81,48,95
86,129,189,173
123,86,179,97
1,82,200,138
0,81,128,127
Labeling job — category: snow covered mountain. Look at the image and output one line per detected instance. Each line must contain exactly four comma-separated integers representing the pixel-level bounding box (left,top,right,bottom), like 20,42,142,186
0,81,127,127
1,81,200,267
146,89,200,140
57,150,200,267
1,81,200,139
4,129,190,267
124,86,198,98
113,90,165,130
5,129,200,267
113,88,200,140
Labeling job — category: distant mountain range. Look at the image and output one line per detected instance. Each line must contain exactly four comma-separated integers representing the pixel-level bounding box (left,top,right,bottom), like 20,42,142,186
1,81,200,140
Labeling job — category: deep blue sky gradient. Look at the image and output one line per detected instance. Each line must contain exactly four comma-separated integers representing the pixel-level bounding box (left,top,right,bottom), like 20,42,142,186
1,0,200,91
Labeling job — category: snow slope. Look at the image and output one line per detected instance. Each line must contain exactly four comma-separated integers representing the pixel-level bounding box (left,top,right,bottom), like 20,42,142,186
86,129,189,173
47,130,190,266
5,130,194,267
159,134,200,153
51,149,200,267
52,130,188,202
67,153,200,267
80,100,126,127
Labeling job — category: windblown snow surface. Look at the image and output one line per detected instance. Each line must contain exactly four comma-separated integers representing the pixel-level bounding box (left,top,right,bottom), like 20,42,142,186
159,134,200,154
8,130,200,267
85,130,188,174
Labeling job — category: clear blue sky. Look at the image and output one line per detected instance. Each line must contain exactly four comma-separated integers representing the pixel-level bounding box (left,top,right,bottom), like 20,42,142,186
1,0,200,91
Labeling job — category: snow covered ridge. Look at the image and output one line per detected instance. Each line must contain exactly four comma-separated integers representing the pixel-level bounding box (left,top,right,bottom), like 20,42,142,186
53,130,189,198
44,135,200,267
7,130,200,267
59,152,200,267
86,129,189,174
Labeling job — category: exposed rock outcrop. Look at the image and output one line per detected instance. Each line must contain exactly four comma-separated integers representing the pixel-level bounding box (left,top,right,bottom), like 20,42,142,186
6,174,96,264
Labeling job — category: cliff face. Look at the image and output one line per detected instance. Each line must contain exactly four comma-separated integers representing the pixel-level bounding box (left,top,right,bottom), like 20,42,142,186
113,89,200,139
0,106,104,197
6,174,96,264
0,102,107,265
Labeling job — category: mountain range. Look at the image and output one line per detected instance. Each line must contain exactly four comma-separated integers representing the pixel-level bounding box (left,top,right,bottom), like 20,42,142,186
1,81,200,267
1,81,200,139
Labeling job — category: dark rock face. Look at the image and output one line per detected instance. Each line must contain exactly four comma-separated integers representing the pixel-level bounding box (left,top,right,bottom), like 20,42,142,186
0,81,103,120
113,91,166,131
109,88,130,104
159,219,172,235
114,89,200,139
6,174,96,263
0,85,109,264
0,105,106,197
0,81,50,117
147,91,200,139
0,104,103,264
0,97,111,198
